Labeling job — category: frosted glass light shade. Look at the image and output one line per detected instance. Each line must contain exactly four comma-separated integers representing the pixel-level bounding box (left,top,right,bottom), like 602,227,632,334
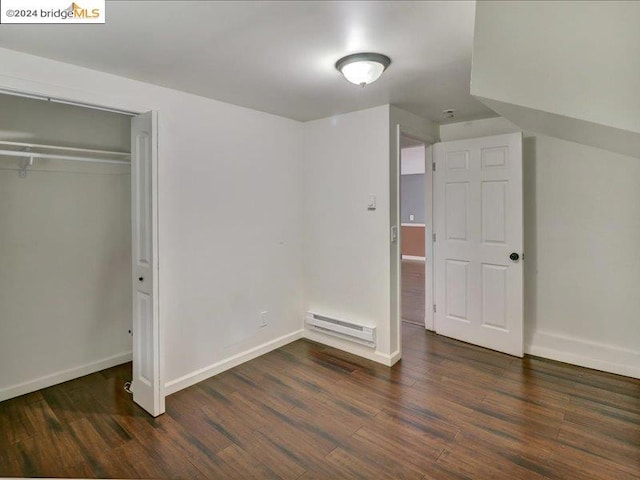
341,61,385,86
336,53,391,87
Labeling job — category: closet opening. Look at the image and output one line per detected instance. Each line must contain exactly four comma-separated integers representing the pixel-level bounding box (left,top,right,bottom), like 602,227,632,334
0,91,161,416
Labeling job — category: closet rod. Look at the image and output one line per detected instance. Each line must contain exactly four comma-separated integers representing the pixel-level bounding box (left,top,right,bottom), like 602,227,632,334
0,140,130,158
0,149,131,166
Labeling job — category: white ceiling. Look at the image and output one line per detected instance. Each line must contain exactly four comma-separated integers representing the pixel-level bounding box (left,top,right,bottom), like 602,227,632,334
0,0,496,123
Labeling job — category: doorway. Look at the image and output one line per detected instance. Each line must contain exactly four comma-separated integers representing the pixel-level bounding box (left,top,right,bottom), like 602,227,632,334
0,89,162,416
400,136,426,327
399,134,433,331
393,129,524,363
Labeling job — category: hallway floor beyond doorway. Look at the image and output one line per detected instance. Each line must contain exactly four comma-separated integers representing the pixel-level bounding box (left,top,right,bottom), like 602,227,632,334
402,258,425,325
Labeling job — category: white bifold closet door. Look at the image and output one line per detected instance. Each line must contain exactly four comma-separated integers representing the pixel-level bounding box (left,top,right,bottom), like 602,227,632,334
131,111,163,416
433,133,523,357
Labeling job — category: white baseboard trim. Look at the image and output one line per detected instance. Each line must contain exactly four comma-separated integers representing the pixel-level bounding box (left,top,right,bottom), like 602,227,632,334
304,328,399,367
525,330,640,379
164,330,304,396
387,349,402,366
402,255,426,261
0,351,132,402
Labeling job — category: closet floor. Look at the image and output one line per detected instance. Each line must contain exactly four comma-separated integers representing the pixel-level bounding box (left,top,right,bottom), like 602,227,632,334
1,323,639,479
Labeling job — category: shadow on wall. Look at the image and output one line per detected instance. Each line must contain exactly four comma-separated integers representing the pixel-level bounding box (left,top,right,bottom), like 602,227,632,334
523,135,537,346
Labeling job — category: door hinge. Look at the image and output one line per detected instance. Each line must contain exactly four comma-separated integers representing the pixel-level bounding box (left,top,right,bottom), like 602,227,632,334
432,162,436,172
432,233,436,242
433,304,437,313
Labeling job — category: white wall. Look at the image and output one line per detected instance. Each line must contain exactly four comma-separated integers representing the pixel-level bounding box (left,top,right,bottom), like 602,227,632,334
472,1,640,134
441,117,640,378
0,47,304,396
0,93,130,151
400,145,425,175
302,105,438,365
471,1,640,157
0,94,132,400
0,166,132,397
438,117,519,141
303,106,393,363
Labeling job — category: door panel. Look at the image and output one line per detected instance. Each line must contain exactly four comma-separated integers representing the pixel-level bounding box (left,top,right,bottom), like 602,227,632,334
481,181,507,243
446,150,469,170
131,111,163,416
445,260,469,322
135,132,152,266
445,182,469,241
434,133,523,357
136,291,153,385
481,263,507,329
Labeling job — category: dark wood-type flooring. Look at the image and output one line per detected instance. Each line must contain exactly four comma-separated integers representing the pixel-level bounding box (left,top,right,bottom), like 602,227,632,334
1,323,639,479
402,259,426,325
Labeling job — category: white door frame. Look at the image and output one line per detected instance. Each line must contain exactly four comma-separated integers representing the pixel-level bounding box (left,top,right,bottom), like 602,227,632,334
393,126,435,344
424,144,434,331
0,84,164,415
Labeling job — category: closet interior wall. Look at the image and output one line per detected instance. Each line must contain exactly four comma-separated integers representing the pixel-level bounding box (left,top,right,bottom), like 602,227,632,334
0,93,133,400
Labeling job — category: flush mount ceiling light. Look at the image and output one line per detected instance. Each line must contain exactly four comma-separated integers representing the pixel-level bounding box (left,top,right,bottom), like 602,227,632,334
335,52,391,87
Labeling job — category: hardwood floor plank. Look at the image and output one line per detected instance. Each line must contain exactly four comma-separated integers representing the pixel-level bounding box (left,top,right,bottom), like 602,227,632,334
451,423,554,464
0,396,40,447
326,446,424,480
252,421,343,474
448,427,556,478
66,417,112,463
557,422,640,468
401,259,426,326
546,443,640,480
39,380,97,424
563,407,640,446
1,321,638,479
437,447,545,480
242,430,308,480
2,423,84,477
349,422,444,473
517,355,640,397
217,443,284,480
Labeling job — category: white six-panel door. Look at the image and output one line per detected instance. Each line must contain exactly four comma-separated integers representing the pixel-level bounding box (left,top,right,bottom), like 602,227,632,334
433,133,523,357
131,111,163,416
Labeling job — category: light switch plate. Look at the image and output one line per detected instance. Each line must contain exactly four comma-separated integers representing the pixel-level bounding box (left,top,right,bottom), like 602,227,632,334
367,194,376,210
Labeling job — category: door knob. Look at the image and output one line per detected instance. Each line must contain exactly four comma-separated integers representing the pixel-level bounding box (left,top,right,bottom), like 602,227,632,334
509,252,520,262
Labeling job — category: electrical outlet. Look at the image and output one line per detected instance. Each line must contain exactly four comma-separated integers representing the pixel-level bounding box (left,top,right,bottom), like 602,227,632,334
409,214,414,221
260,311,268,328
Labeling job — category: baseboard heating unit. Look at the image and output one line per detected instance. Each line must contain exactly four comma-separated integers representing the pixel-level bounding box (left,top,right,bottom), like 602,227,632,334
305,312,376,347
